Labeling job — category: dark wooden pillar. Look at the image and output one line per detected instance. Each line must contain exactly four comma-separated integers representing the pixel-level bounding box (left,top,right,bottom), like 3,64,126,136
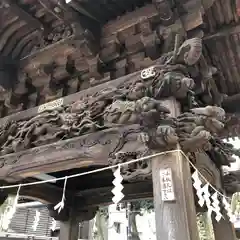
59,208,79,240
79,221,90,239
59,207,97,240
152,98,199,240
212,215,237,240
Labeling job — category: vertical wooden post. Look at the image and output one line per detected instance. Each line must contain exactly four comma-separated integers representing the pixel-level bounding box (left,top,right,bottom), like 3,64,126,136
59,208,79,240
212,215,237,240
152,98,199,240
79,221,90,239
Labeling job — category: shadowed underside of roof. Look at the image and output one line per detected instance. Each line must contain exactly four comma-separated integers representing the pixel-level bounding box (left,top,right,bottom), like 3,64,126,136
0,0,153,60
203,0,240,96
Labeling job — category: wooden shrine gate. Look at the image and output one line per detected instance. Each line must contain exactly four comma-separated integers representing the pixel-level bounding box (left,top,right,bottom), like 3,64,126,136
0,0,239,239
0,59,237,239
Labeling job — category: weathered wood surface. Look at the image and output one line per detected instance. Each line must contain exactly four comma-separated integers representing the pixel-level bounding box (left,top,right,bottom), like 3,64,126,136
194,151,222,189
152,152,199,240
0,124,143,182
152,98,199,240
0,36,235,188
0,0,220,118
13,183,64,205
0,35,235,225
212,214,237,240
0,67,142,126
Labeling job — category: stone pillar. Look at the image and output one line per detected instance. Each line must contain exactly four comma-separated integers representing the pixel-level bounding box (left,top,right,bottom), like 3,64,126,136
152,98,199,240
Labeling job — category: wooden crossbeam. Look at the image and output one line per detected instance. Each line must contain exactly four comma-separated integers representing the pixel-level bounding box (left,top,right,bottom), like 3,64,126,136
0,124,142,182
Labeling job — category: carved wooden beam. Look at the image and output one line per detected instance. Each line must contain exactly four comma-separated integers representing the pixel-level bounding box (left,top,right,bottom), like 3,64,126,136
1,67,142,126
0,37,234,188
0,63,233,183
0,124,143,182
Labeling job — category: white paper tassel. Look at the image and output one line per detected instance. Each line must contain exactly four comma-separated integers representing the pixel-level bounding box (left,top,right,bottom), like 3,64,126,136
50,218,57,232
202,184,213,217
211,192,222,222
112,165,124,204
223,197,236,223
192,171,205,207
32,210,41,231
54,177,68,214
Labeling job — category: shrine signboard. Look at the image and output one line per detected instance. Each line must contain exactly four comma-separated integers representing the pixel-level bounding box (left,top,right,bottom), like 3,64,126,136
159,168,175,202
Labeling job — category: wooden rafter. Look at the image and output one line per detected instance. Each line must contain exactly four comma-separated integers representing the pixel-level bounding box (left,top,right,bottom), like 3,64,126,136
3,0,43,31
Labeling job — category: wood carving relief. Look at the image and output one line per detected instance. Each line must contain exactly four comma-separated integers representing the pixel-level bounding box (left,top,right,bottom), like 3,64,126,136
0,37,237,182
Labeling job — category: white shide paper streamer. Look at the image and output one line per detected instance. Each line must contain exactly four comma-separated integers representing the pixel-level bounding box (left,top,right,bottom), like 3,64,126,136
54,177,68,214
112,165,124,205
